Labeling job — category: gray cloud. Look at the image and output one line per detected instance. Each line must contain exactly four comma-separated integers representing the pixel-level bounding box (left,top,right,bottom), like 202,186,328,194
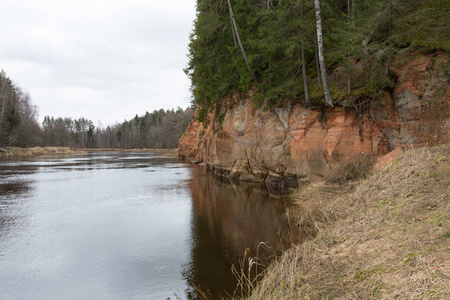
0,0,196,126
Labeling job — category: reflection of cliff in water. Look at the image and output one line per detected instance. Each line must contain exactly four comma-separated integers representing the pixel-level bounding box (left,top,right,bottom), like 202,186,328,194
183,165,294,299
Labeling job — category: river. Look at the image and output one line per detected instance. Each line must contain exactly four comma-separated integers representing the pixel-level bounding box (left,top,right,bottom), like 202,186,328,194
0,152,293,299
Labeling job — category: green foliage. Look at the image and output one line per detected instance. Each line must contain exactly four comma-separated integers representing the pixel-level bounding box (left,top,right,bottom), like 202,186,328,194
104,108,194,149
354,265,385,281
187,0,448,109
390,0,450,50
7,109,20,128
41,107,194,149
196,106,207,122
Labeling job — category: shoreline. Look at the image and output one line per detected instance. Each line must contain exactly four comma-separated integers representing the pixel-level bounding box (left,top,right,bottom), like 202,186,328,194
0,147,85,157
86,148,178,156
0,147,178,158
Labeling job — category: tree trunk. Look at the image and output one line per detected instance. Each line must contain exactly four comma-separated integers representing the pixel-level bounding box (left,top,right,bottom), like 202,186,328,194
229,7,237,47
227,0,258,83
347,0,353,93
0,79,8,131
301,43,310,104
314,0,333,106
300,0,309,103
315,44,321,86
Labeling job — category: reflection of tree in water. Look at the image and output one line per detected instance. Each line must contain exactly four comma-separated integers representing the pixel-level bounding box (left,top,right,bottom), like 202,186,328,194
0,215,20,241
0,181,32,197
0,163,36,241
0,181,33,240
183,166,294,299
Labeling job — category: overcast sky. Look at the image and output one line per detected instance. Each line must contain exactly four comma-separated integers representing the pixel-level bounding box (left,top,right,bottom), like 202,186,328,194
0,0,197,126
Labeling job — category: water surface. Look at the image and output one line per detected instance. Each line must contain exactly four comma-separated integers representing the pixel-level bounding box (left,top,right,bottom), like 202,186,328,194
0,152,291,299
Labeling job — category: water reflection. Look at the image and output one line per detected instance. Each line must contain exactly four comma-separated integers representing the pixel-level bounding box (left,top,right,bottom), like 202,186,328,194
184,165,293,299
0,153,295,299
0,161,36,251
0,180,32,197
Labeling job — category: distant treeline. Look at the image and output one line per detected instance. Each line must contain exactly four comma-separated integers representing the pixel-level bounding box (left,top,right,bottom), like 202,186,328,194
41,108,194,149
0,70,41,147
0,70,194,149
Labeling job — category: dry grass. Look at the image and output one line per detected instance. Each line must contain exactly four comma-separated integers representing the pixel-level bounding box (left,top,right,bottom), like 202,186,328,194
0,146,85,157
0,147,179,158
89,148,179,157
230,243,274,299
325,153,376,185
244,144,450,299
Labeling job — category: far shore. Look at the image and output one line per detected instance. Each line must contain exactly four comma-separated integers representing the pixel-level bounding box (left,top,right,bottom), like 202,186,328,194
87,148,178,157
0,147,178,158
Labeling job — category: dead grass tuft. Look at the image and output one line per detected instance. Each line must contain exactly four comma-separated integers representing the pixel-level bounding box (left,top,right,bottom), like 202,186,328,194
325,152,376,185
230,243,274,299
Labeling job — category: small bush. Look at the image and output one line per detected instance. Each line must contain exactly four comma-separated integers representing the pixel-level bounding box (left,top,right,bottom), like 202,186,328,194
325,153,376,185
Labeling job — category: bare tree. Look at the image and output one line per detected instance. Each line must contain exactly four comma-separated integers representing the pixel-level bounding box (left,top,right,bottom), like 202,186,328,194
0,71,41,146
14,90,41,146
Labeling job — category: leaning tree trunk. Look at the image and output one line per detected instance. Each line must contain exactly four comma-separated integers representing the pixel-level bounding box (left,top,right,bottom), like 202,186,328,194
227,0,258,83
314,0,333,106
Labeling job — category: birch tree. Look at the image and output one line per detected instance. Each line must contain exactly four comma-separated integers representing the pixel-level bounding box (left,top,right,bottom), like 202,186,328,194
314,0,333,106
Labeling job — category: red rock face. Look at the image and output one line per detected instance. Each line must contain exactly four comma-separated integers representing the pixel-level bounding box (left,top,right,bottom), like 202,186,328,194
178,52,449,186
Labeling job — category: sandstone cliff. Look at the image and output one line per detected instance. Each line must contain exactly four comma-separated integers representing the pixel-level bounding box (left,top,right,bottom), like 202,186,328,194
179,52,449,188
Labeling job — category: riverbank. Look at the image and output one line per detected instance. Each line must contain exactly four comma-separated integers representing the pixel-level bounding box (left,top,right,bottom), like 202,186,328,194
0,147,178,158
87,148,178,157
0,147,86,157
244,144,450,299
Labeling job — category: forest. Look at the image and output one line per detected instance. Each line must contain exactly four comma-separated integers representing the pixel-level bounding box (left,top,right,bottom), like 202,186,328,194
186,0,449,115
0,70,193,149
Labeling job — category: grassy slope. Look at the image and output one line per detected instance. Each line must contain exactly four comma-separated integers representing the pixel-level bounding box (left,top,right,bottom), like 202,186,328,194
248,144,450,299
